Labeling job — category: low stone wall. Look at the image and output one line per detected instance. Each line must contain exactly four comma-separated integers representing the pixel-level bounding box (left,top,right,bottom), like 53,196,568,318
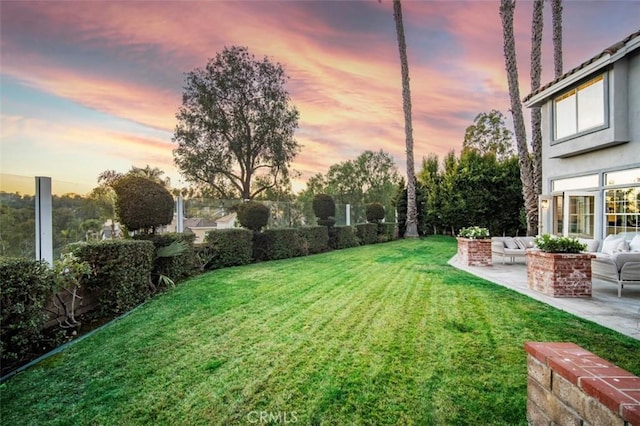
456,238,492,267
525,342,640,425
526,251,594,297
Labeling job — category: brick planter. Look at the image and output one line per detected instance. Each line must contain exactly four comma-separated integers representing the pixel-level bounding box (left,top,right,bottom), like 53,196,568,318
526,250,595,297
456,238,492,267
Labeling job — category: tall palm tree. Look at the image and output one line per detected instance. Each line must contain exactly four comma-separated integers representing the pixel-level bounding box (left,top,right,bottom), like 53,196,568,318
129,165,171,188
499,0,538,236
552,0,563,78
530,0,544,195
393,0,418,238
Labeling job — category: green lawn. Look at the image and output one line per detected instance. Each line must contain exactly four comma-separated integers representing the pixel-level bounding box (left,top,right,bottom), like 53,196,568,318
1,236,639,425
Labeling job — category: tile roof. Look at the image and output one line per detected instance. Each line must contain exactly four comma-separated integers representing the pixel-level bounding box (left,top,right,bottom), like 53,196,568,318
523,30,640,103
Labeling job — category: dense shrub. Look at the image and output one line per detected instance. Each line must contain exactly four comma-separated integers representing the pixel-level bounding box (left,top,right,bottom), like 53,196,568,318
70,240,155,314
298,226,329,254
237,201,270,232
134,233,197,286
112,175,174,234
0,257,59,374
317,218,336,227
204,228,253,269
356,223,378,245
312,194,336,220
330,226,359,250
254,228,306,261
366,203,385,223
378,222,399,243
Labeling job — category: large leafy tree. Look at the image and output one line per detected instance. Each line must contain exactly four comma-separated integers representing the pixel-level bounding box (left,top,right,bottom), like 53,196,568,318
462,110,515,160
173,46,300,200
393,0,418,238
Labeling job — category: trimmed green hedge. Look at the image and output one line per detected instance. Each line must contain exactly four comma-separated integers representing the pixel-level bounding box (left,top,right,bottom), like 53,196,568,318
0,257,58,375
378,222,399,243
70,240,155,314
356,223,378,245
134,233,197,286
298,226,329,254
330,226,360,250
254,228,306,261
204,228,253,269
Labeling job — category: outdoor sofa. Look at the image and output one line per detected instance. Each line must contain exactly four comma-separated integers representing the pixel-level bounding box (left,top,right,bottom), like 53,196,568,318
589,233,640,297
491,236,536,264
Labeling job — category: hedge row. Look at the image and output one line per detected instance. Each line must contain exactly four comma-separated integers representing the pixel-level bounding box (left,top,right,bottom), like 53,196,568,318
70,240,155,314
202,223,397,269
0,257,58,374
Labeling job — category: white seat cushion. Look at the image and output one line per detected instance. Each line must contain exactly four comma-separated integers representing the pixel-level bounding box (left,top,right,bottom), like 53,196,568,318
630,235,640,252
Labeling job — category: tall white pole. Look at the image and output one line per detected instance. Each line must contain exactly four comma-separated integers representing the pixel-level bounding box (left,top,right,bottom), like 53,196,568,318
35,176,53,264
346,204,351,226
176,196,184,233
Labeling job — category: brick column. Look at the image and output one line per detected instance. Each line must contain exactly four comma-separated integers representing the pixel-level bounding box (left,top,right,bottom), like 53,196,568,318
526,251,594,297
456,238,492,267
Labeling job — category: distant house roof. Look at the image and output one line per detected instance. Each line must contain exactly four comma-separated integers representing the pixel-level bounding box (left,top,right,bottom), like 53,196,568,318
215,213,237,224
523,30,640,107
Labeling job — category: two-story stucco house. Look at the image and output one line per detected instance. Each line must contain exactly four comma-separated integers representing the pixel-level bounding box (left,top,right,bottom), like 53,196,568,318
524,31,640,240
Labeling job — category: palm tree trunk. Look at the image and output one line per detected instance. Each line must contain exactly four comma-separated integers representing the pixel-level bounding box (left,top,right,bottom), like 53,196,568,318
499,0,538,236
530,0,544,196
552,0,563,78
393,0,418,238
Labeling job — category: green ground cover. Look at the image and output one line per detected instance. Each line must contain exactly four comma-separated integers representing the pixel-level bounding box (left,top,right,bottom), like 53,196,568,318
1,236,638,425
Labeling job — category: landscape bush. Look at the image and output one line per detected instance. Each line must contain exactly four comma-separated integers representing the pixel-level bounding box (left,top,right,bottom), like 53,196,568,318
254,228,306,261
69,240,155,314
330,226,360,250
378,222,399,243
204,228,253,269
298,226,329,254
237,201,270,232
112,175,174,234
356,223,378,245
312,194,336,221
134,233,197,286
365,203,385,223
0,257,59,375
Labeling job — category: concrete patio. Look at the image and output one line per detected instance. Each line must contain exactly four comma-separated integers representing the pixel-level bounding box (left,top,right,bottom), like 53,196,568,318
449,255,640,340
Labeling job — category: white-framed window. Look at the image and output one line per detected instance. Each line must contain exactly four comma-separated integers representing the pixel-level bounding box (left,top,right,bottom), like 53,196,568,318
554,75,606,140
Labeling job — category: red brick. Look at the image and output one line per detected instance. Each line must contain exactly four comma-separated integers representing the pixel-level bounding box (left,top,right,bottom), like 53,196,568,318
580,377,637,413
583,366,635,379
601,376,640,391
549,357,593,385
625,390,640,402
621,403,640,425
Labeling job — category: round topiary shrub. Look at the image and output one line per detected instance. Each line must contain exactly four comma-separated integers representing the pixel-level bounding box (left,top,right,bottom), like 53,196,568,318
317,218,336,227
312,194,335,220
366,202,385,223
237,201,270,232
112,175,174,234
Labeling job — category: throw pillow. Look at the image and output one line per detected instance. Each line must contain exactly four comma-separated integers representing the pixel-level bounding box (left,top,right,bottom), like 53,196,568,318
504,238,519,249
616,240,630,252
514,238,527,250
601,235,624,255
630,235,640,252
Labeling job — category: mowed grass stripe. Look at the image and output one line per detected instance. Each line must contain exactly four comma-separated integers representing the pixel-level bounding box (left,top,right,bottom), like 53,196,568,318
1,237,639,426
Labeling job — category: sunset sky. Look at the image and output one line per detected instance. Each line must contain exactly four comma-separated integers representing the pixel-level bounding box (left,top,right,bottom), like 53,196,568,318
1,1,639,195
